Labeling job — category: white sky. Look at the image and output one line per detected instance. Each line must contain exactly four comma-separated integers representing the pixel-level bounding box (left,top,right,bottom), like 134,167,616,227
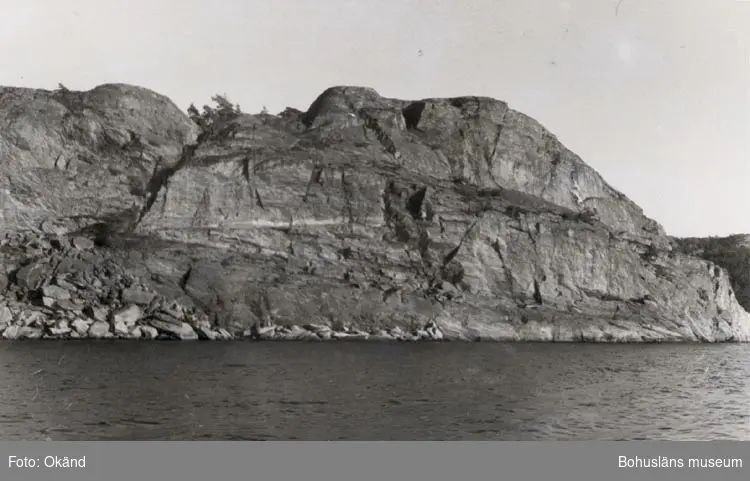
1,0,748,237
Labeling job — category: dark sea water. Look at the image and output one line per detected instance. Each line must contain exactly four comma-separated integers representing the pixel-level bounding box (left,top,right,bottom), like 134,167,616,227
0,341,747,441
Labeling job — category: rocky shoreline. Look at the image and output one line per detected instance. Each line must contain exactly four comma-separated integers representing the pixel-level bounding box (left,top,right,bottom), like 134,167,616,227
2,83,750,343
0,229,747,343
1,313,449,342
0,231,451,342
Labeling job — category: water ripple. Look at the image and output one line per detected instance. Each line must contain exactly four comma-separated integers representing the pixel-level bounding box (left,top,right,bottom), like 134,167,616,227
0,342,747,440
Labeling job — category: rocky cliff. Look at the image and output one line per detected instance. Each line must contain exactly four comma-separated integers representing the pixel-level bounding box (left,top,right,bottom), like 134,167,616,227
673,235,750,313
1,83,748,342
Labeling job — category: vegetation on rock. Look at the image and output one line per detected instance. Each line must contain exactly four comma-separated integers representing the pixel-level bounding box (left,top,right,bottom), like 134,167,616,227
187,94,242,133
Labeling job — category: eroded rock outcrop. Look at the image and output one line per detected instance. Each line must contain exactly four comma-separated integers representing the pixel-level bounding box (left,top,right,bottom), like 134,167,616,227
1,83,748,342
673,235,750,313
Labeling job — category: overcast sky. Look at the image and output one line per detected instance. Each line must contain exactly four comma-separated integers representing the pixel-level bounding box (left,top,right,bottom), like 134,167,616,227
1,0,748,237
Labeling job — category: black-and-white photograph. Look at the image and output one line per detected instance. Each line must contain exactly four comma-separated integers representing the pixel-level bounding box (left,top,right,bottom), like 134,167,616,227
0,0,748,443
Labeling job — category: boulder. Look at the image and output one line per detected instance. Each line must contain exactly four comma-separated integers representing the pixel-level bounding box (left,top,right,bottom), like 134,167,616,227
140,325,159,340
2,325,21,340
129,325,143,339
71,237,95,250
41,284,71,300
15,263,51,290
148,319,198,340
111,304,142,327
20,327,43,339
121,288,156,306
113,320,130,336
71,319,91,336
0,305,13,329
88,321,111,339
55,299,84,312
48,324,72,337
84,306,109,323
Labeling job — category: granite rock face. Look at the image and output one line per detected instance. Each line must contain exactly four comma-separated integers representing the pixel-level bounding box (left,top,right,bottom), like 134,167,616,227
673,235,750,313
1,84,748,342
0,84,199,234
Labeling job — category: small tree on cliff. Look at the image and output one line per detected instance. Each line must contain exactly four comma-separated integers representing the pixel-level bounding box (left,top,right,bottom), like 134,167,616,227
187,94,242,133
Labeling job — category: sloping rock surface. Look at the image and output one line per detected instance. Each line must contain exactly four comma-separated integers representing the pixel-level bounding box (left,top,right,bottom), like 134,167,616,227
673,235,750,313
1,84,748,342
